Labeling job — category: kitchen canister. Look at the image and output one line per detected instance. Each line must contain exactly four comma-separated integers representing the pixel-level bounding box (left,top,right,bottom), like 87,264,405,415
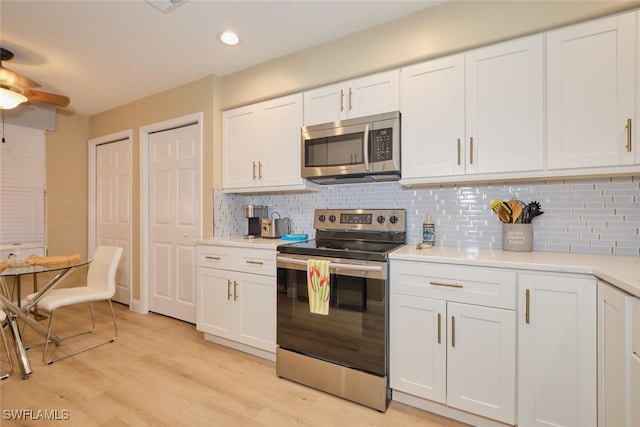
502,223,533,252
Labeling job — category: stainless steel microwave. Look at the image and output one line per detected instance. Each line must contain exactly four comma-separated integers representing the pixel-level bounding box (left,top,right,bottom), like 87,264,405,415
301,111,400,184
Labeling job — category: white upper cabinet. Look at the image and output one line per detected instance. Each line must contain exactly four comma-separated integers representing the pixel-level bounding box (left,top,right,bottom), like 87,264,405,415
401,35,544,184
303,70,400,126
223,93,313,192
547,12,637,170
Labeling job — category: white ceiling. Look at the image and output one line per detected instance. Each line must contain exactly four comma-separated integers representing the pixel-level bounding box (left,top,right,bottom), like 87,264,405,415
0,0,443,116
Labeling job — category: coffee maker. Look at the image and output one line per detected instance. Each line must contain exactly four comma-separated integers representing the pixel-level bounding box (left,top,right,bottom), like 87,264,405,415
243,204,268,239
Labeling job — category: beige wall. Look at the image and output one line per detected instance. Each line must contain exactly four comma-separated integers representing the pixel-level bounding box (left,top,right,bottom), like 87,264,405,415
45,0,639,303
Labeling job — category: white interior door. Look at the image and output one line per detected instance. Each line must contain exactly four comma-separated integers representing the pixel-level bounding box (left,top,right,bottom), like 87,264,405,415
96,138,131,305
148,123,200,323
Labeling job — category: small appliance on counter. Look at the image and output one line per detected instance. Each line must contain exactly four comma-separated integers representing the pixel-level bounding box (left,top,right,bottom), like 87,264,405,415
261,212,290,239
243,204,268,239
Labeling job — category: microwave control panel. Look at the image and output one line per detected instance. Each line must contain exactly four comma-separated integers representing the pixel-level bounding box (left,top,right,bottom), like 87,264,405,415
371,128,393,162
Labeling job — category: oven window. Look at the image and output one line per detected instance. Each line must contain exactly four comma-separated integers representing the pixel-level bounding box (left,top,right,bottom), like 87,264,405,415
305,133,365,167
277,267,386,376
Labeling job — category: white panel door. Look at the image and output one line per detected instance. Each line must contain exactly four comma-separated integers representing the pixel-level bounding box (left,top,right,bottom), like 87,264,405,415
149,124,200,323
96,139,130,305
547,12,636,169
447,302,516,425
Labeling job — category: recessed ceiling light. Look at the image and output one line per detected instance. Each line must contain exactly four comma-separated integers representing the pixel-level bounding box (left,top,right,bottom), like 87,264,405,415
219,31,240,46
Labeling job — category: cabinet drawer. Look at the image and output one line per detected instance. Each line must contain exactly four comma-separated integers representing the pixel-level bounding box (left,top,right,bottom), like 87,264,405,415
197,245,234,269
235,248,276,276
390,261,516,310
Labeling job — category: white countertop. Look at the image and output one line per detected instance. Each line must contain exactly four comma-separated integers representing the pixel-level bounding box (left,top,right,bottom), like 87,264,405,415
197,236,285,249
390,245,640,298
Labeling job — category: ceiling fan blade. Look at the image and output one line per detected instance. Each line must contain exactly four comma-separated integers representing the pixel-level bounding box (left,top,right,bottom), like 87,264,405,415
0,65,41,89
23,88,70,108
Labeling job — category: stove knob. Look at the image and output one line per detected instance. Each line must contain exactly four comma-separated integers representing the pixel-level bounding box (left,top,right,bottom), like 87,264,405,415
389,215,399,224
377,215,386,224
318,214,326,222
329,214,336,222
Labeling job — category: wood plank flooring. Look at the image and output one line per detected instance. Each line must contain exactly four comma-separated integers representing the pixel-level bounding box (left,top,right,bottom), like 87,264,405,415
0,302,469,426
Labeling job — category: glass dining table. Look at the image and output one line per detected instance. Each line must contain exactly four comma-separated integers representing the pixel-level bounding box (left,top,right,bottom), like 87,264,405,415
0,257,90,379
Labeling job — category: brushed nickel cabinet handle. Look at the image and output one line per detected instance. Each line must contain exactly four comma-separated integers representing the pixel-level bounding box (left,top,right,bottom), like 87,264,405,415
252,162,257,180
525,288,530,324
457,138,461,165
205,255,221,260
227,280,232,300
258,161,263,180
429,280,463,289
451,316,456,348
469,137,474,165
348,88,353,111
437,313,442,344
233,281,238,301
340,89,344,112
626,118,632,152
245,260,264,265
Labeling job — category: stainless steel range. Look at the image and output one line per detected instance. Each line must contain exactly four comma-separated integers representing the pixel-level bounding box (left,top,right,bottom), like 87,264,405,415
276,208,406,411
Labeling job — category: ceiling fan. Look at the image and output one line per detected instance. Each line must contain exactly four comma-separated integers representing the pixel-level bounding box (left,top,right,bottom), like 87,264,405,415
0,47,70,109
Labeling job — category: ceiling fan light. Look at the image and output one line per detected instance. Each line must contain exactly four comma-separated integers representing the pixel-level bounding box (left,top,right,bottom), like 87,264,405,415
0,87,27,109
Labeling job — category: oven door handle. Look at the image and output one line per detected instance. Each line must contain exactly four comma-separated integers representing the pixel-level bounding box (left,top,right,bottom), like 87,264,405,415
277,256,383,272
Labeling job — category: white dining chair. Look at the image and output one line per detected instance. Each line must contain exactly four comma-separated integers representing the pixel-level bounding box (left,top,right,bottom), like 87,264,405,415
26,246,123,364
0,309,14,379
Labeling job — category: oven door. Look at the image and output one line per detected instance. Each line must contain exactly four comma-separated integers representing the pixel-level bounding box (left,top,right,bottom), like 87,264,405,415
276,253,388,376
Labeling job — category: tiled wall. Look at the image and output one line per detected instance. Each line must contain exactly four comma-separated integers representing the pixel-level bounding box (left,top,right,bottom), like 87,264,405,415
214,175,639,256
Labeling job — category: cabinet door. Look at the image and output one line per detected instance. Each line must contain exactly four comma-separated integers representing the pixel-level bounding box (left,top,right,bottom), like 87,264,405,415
597,281,632,427
303,82,346,126
632,352,640,427
389,294,446,403
260,94,305,188
547,12,636,169
465,35,544,175
235,272,276,352
348,70,400,119
518,273,597,427
401,55,465,179
447,302,515,425
196,267,234,339
223,105,260,189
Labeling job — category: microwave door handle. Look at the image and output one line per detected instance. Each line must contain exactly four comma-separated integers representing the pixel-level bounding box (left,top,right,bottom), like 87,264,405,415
363,124,370,171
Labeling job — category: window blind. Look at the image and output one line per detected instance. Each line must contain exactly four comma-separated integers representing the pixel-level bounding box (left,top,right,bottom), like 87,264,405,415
0,123,46,246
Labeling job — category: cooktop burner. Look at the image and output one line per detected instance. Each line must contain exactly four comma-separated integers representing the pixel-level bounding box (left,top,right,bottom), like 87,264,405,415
277,209,406,261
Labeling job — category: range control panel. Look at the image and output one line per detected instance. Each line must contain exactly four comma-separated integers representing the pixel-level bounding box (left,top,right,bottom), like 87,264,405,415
313,209,405,233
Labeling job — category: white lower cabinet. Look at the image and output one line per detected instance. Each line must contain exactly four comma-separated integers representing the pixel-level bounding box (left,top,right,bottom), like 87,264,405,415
597,280,632,427
518,272,597,427
390,262,516,425
632,298,640,427
196,244,276,357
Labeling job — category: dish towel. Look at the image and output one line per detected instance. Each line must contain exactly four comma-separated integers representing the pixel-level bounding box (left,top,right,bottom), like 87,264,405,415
307,259,330,315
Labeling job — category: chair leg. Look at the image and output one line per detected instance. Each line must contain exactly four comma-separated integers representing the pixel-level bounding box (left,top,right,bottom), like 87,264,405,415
0,319,15,379
42,300,119,365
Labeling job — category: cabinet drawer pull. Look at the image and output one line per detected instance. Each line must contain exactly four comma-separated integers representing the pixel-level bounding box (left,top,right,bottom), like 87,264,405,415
245,260,264,265
233,281,238,301
451,316,456,348
348,88,353,111
437,313,442,344
252,161,257,180
525,288,530,324
469,137,474,165
429,280,463,288
340,89,344,112
626,118,632,152
258,161,263,180
205,256,221,260
227,280,232,300
457,138,461,165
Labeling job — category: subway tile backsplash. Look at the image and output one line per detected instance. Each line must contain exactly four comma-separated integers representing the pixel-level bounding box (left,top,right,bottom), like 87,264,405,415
213,175,639,256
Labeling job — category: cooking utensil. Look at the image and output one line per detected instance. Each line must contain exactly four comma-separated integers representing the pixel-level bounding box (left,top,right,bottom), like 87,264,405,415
507,199,523,224
490,200,512,223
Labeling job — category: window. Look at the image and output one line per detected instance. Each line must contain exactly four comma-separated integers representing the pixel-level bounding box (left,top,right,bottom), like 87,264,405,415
0,123,46,246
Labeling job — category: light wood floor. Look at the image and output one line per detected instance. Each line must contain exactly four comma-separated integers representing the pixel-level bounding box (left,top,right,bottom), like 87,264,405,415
0,302,469,426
